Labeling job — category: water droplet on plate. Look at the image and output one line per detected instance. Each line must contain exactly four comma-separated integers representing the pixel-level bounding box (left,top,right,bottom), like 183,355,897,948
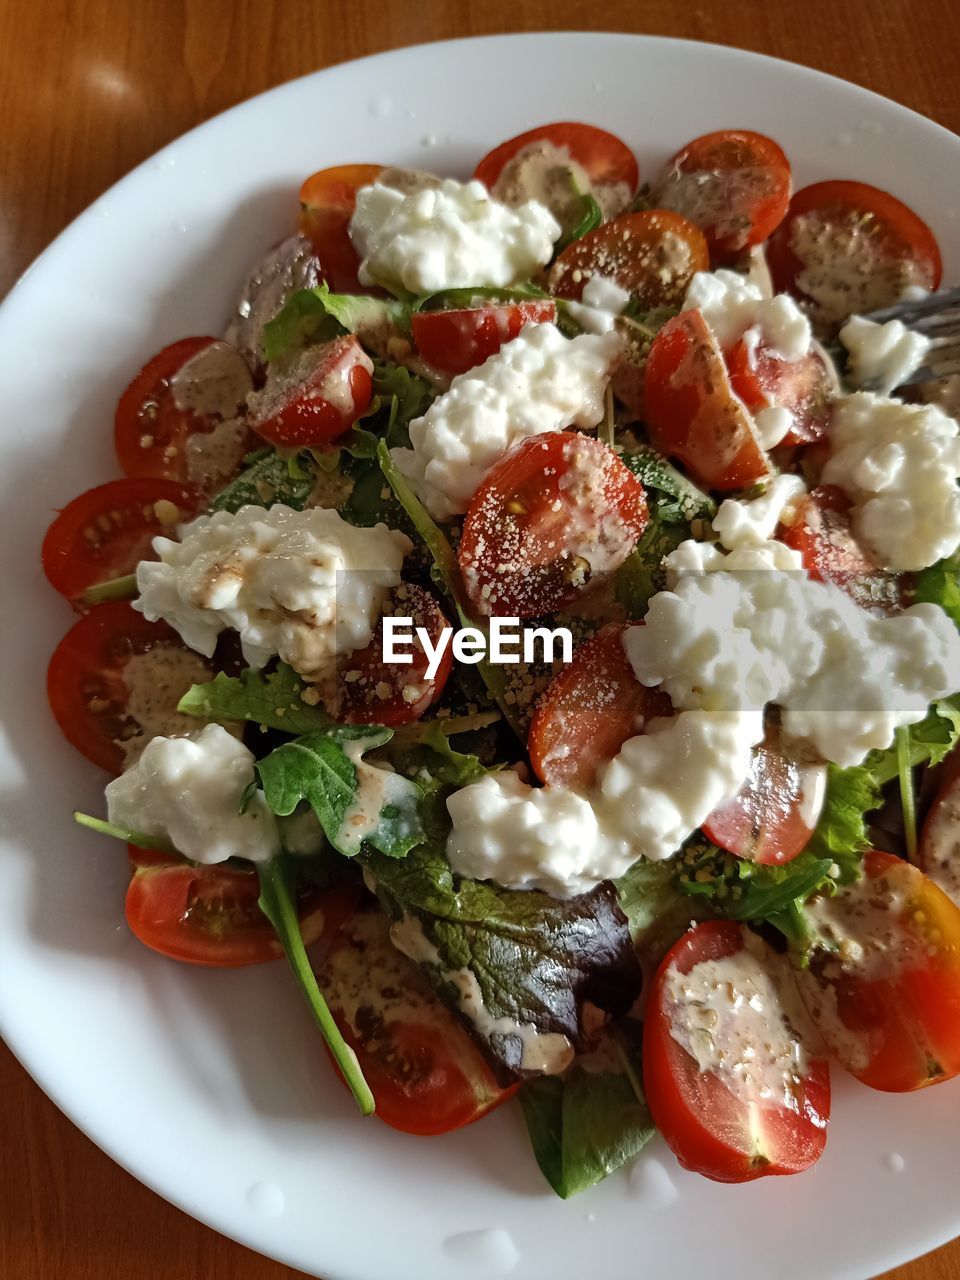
593,81,603,94
421,134,439,149
368,95,393,119
442,1227,519,1272
245,1181,286,1217
884,1152,905,1174
585,1211,597,1224
630,1156,679,1207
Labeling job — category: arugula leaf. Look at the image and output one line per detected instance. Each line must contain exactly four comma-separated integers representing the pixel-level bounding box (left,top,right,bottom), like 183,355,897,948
412,283,550,313
554,190,602,256
74,811,176,853
211,449,315,514
254,727,422,858
622,445,717,523
256,856,374,1114
379,720,491,787
615,510,688,618
178,664,333,735
914,554,960,627
262,284,411,363
520,1036,655,1198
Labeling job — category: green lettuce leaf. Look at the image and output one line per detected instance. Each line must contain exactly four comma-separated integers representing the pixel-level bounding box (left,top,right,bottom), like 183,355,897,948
864,695,960,784
615,510,688,618
178,664,333,735
804,763,879,870
210,449,315,514
914,554,960,628
262,284,411,363
380,720,491,788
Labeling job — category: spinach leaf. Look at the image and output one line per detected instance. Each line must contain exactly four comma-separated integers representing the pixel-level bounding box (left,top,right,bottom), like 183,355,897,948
615,509,688,618
262,284,411,363
914,554,960,627
253,727,422,859
178,664,333,735
616,856,704,972
210,449,315,514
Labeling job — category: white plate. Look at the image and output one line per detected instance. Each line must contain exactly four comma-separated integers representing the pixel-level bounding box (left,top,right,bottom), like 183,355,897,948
1,31,958,1280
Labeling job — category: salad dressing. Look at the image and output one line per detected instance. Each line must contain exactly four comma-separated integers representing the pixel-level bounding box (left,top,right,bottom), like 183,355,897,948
492,139,629,224
169,340,253,419
445,966,575,1075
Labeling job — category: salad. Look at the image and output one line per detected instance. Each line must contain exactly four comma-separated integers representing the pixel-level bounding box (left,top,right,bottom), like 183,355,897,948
43,121,960,1192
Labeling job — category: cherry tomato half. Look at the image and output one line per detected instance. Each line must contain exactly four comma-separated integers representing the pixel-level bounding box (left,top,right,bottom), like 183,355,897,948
248,335,374,448
919,773,960,909
528,622,671,790
115,337,253,487
644,309,769,491
550,210,708,308
795,850,960,1092
411,301,556,374
643,920,830,1182
651,130,792,262
459,432,648,619
475,121,639,195
317,907,519,1135
726,340,833,446
767,180,942,330
42,478,202,605
335,583,453,727
299,164,384,292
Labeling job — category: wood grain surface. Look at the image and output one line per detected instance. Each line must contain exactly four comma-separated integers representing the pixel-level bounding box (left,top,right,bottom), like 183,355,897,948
1,1,958,1277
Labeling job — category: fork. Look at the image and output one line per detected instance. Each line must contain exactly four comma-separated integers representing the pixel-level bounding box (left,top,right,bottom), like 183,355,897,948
856,284,960,385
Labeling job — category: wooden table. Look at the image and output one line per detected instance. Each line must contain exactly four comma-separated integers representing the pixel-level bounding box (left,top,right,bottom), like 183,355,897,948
1,1,958,1276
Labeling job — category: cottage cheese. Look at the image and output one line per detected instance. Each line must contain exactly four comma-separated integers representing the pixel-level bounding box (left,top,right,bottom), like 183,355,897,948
712,474,807,552
564,272,632,335
684,269,812,361
822,392,960,571
391,323,623,519
349,177,560,294
105,724,280,864
135,504,411,680
839,315,930,395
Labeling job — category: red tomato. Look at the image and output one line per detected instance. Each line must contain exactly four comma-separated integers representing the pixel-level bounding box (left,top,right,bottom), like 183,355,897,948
335,584,453,727
47,602,214,774
115,337,253,487
299,164,384,292
644,309,769,490
42,478,202,605
779,485,905,614
528,623,670,789
767,180,942,328
651,130,792,262
474,121,639,195
550,210,709,308
795,850,960,1092
643,920,831,1182
703,722,826,866
316,907,519,1135
459,433,648,619
249,335,374,447
411,301,556,374
125,845,358,967
919,773,960,909
726,340,833,446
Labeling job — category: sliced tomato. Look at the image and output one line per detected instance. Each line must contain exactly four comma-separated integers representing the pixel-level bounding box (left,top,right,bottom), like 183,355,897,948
796,850,960,1092
644,309,769,490
529,622,670,789
767,180,942,329
299,163,384,292
459,433,648,619
411,301,556,374
779,485,906,613
125,846,357,967
336,583,452,726
549,210,708,308
651,130,791,262
643,920,830,1182
248,335,374,447
316,907,519,1135
919,773,960,908
703,721,826,865
475,121,638,193
726,340,833,446
42,478,202,605
47,602,214,774
115,337,253,486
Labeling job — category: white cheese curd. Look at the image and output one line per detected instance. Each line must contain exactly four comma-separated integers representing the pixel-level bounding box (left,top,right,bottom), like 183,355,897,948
564,272,631,335
753,405,794,450
135,504,411,681
391,323,623,519
712,474,807,552
683,269,812,361
822,392,960,571
349,177,560,294
105,724,280,864
839,315,931,396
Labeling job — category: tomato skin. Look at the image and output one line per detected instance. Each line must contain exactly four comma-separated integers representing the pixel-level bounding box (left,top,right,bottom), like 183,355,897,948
796,851,960,1092
529,623,670,789
767,180,942,327
250,335,374,448
411,301,556,373
652,130,791,262
317,908,519,1135
335,584,453,727
299,164,384,292
459,432,649,620
726,341,832,446
114,337,253,485
47,602,213,774
643,920,830,1183
42,478,202,605
124,847,358,967
474,121,639,194
644,309,769,491
550,210,709,308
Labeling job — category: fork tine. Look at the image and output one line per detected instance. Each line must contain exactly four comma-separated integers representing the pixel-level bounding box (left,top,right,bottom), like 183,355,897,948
864,285,960,326
906,343,960,385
